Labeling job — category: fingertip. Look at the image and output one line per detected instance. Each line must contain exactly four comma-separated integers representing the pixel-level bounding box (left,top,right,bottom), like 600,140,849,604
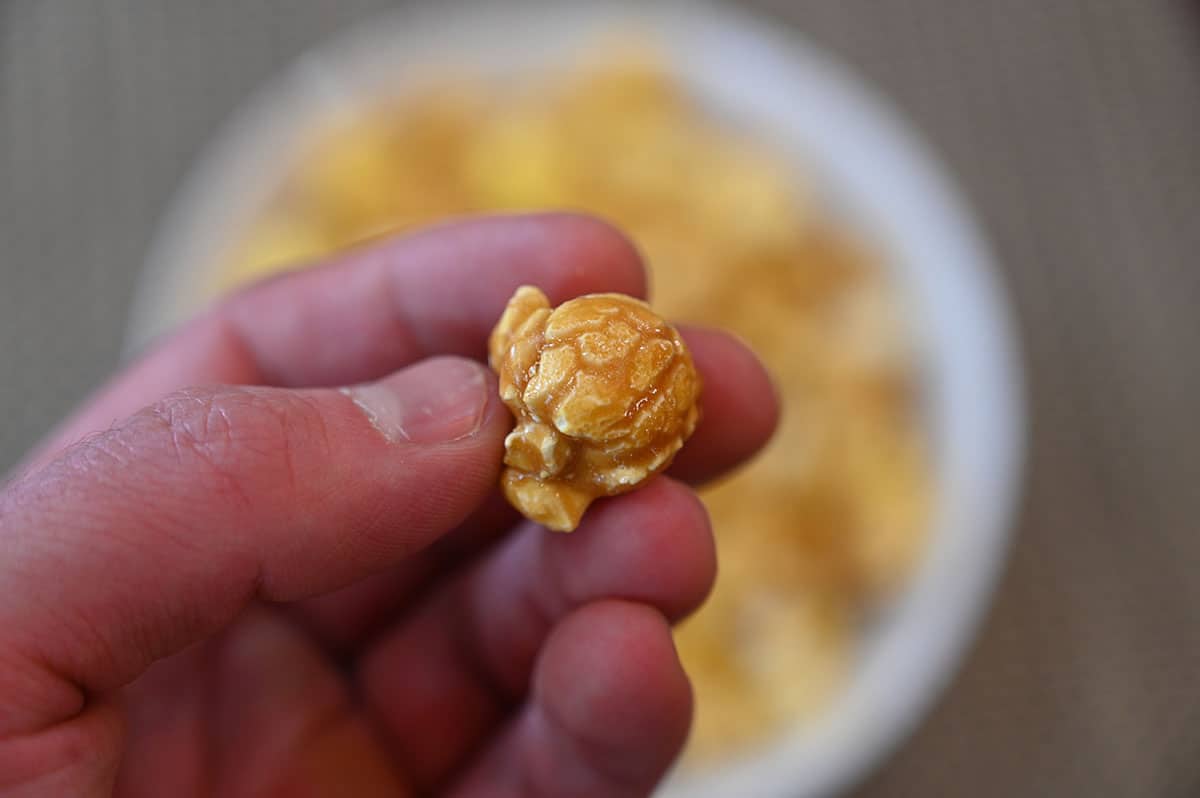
690,326,781,444
619,479,717,619
446,600,692,796
333,357,511,562
555,478,716,621
358,356,510,449
536,600,693,774
673,326,781,484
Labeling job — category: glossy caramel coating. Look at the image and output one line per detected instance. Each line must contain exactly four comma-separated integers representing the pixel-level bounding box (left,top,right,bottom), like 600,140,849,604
488,286,700,531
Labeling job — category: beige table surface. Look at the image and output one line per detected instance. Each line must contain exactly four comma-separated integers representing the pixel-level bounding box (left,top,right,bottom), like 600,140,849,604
3,1,1200,796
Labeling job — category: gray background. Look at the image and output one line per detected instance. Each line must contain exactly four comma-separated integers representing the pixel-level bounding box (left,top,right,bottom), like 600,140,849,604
3,1,1200,795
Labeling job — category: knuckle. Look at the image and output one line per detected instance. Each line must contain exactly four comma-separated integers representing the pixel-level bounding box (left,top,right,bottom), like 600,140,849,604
129,387,329,499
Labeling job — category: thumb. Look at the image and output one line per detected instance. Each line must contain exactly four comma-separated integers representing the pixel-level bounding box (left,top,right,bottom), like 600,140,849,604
0,356,506,738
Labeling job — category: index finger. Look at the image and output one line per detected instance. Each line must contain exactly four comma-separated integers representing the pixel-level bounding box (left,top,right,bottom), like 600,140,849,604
221,213,648,386
25,213,646,468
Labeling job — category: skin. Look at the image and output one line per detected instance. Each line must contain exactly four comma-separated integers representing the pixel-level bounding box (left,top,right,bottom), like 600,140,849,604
0,214,779,798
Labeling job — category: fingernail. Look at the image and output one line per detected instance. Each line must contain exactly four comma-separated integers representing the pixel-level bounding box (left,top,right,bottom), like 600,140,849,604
342,358,490,444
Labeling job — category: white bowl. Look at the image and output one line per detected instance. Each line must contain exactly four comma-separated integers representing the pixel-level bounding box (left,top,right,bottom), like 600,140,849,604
129,2,1026,796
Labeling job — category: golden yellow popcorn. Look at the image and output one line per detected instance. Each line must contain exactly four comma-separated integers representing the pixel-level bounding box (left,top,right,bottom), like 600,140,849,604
488,286,700,532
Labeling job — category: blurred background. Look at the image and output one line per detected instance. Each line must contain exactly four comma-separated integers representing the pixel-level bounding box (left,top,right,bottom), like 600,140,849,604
3,1,1200,796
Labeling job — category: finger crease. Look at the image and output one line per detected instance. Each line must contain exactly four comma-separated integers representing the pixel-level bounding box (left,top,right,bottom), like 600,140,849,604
534,700,647,793
449,585,517,711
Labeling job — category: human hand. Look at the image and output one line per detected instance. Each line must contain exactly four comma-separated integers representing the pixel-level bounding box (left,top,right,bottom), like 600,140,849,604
0,215,778,797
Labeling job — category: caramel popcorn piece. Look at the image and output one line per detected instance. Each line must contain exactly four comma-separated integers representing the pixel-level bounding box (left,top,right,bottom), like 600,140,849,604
488,286,700,531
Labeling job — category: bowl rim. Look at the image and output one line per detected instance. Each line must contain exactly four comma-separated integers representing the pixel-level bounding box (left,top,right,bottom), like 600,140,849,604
129,3,1027,797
